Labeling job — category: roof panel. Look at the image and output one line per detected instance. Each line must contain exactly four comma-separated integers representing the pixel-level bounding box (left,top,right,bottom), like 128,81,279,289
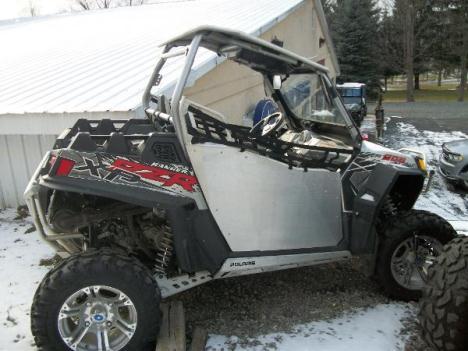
0,0,304,114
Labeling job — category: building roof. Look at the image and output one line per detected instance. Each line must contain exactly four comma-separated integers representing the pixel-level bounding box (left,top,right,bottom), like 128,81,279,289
0,0,334,115
336,83,366,88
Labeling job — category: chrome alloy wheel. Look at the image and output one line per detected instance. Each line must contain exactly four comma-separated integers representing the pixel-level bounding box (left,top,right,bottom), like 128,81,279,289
391,235,443,291
58,285,137,351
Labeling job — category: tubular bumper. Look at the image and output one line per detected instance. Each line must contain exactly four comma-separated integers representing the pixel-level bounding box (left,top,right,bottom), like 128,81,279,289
24,152,81,257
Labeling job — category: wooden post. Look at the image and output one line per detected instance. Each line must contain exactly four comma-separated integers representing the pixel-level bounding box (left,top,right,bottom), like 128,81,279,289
156,301,186,351
190,327,208,351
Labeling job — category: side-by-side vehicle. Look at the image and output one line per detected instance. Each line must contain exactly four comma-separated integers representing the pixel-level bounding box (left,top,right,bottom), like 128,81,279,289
25,27,456,351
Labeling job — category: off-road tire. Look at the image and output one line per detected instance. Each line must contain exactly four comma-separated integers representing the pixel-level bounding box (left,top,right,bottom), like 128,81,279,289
376,209,457,301
31,249,161,351
419,237,468,351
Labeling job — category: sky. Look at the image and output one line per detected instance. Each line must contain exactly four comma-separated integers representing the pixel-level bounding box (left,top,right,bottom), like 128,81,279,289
0,0,391,21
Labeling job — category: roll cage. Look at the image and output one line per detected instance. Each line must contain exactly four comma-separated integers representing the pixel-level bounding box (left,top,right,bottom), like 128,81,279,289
142,26,361,158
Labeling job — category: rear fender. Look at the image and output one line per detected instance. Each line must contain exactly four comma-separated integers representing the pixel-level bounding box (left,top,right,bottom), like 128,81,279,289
45,149,205,209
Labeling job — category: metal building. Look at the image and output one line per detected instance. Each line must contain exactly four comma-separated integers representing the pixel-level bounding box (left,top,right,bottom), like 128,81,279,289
0,0,339,208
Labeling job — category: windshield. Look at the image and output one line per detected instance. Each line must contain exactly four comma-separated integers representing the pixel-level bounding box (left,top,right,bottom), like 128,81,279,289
338,88,362,97
342,96,362,105
279,73,349,125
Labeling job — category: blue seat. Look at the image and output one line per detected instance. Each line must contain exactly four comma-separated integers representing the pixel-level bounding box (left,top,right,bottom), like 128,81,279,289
253,98,279,125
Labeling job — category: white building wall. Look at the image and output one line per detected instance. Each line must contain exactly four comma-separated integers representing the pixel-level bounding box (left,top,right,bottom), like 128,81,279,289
0,134,57,208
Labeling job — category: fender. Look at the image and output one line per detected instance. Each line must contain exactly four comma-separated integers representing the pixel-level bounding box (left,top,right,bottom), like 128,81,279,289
349,163,425,255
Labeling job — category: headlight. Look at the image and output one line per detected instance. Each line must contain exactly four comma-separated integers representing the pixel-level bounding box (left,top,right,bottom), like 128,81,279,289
446,152,464,162
416,157,427,172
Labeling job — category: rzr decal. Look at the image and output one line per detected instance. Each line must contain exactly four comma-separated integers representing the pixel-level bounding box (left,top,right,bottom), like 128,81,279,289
110,159,198,192
382,154,406,165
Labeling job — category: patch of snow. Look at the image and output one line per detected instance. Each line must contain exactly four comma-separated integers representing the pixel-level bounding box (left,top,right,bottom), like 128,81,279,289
206,304,415,351
449,220,468,236
386,122,468,222
0,208,54,351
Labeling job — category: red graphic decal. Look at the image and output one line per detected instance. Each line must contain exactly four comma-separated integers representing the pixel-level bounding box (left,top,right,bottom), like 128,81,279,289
55,158,76,176
382,154,406,165
110,159,198,192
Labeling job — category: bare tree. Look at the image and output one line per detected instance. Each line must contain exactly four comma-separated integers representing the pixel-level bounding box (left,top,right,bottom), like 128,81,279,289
76,0,92,10
28,0,38,16
456,0,468,102
75,0,146,10
403,1,415,102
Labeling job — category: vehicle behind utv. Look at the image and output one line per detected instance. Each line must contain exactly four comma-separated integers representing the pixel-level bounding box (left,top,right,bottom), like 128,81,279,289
25,26,456,351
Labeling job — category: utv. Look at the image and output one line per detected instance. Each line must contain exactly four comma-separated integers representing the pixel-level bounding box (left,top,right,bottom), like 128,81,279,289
336,82,367,126
25,26,456,351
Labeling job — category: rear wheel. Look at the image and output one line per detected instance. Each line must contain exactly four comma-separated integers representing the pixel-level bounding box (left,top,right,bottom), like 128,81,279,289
376,210,456,301
31,249,161,351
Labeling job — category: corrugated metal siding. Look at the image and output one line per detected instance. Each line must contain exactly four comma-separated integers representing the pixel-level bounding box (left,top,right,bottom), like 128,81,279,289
0,0,304,114
0,134,57,208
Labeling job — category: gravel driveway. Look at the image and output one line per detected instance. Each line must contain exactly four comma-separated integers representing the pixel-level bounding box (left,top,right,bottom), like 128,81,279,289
177,260,394,339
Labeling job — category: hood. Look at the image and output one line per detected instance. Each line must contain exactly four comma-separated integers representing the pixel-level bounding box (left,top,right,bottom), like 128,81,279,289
443,139,468,154
361,141,419,169
345,103,360,111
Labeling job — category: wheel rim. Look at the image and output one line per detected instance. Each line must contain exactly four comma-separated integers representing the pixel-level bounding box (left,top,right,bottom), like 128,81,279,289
390,235,443,291
58,285,137,351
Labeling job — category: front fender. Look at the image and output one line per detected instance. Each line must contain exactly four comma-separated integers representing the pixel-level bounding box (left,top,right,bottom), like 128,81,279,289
349,163,425,255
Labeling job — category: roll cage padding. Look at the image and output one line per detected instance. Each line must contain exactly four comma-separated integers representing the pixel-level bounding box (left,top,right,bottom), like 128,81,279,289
349,163,425,254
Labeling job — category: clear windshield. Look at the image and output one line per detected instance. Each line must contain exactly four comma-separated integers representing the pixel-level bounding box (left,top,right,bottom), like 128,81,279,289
342,96,362,105
279,73,349,125
338,88,362,97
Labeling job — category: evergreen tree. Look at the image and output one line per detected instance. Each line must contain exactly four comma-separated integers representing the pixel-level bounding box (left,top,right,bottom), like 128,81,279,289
330,0,381,92
378,10,404,91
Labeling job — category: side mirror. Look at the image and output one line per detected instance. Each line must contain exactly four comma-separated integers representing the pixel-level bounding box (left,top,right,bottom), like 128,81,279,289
273,75,282,90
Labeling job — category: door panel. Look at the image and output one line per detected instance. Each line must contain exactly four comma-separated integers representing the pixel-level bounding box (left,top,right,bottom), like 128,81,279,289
188,143,343,252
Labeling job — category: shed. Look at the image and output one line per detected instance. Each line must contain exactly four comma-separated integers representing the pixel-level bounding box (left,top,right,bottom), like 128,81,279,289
0,0,339,208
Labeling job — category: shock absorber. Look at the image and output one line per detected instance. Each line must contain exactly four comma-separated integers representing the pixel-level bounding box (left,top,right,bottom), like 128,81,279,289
154,225,174,275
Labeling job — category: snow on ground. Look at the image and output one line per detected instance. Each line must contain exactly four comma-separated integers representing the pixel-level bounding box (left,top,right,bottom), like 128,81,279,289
385,121,468,222
0,208,54,351
0,119,467,351
207,304,414,351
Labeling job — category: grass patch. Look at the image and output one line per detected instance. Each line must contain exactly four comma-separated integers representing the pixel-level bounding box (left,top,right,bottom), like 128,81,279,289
384,81,467,102
384,89,466,102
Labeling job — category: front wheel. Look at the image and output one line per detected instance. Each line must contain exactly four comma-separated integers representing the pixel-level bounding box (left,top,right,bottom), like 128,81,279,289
376,210,457,301
31,249,161,351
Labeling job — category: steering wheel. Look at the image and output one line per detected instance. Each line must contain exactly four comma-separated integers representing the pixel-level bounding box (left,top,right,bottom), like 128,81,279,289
249,112,284,138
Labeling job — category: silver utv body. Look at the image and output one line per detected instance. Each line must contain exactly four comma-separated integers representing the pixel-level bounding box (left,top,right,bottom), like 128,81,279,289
26,26,426,298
